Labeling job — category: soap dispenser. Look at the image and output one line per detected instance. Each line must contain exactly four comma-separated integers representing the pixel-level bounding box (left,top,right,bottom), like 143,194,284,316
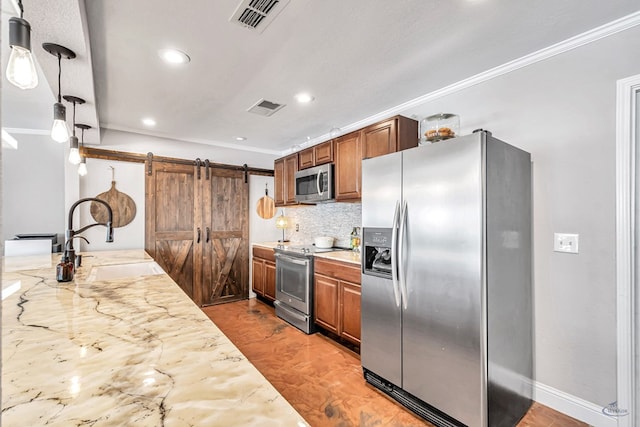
56,256,74,282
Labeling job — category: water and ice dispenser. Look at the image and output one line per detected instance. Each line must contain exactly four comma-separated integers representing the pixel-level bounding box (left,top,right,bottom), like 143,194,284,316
362,228,393,278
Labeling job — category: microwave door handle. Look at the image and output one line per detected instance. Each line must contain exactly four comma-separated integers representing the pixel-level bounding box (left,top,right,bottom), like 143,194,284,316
316,172,324,196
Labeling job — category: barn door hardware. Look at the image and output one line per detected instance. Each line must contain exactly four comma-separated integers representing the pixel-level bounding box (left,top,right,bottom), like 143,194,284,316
195,158,202,179
204,159,210,180
146,152,153,175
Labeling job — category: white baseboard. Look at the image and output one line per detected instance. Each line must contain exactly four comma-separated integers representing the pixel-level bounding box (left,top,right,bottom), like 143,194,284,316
534,382,617,427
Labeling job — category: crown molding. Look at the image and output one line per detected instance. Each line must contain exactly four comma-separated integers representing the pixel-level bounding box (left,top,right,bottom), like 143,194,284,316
289,11,640,155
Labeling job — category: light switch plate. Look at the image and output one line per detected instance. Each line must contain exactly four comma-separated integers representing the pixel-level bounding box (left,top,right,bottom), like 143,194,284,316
554,233,579,254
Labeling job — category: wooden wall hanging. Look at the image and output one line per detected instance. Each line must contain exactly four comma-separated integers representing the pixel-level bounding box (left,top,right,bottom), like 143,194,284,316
90,166,137,228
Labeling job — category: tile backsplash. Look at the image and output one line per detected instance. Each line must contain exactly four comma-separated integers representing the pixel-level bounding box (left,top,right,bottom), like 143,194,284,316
278,202,361,248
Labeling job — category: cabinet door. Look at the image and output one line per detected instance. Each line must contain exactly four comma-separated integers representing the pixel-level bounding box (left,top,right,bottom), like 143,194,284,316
274,158,285,206
314,140,334,165
335,131,362,201
264,260,276,302
340,281,362,345
362,118,397,159
284,155,298,205
145,161,196,301
252,258,264,296
314,274,339,334
298,148,314,170
200,167,249,306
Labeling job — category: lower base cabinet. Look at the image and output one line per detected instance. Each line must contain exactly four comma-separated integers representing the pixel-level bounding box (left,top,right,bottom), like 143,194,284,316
314,257,361,345
252,247,276,302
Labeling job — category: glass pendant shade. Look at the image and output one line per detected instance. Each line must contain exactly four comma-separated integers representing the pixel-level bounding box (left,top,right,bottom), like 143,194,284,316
68,136,81,164
51,102,68,143
78,158,88,176
6,17,38,90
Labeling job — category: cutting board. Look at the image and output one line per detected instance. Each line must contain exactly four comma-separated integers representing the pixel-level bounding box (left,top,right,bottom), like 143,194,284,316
256,184,276,219
90,181,137,228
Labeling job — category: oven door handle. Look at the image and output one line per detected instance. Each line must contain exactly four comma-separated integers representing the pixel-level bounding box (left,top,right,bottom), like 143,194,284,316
275,254,309,266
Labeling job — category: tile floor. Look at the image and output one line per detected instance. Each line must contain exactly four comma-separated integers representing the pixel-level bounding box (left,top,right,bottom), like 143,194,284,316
202,298,588,427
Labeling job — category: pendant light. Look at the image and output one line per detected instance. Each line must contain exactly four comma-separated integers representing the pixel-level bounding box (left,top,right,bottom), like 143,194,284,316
63,95,85,165
43,43,76,143
6,0,38,89
75,124,90,176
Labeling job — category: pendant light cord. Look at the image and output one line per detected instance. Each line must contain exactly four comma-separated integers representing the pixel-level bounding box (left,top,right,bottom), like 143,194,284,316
57,54,62,103
17,0,23,18
72,102,76,136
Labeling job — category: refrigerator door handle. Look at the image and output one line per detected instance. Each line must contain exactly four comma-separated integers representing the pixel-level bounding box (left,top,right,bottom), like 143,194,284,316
398,200,408,310
391,200,401,308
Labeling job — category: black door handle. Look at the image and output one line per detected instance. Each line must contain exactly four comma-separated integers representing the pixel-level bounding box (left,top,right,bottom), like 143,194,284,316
206,227,210,243
196,227,201,243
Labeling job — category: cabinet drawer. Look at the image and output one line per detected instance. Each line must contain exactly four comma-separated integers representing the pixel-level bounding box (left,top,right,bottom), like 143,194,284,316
314,257,361,284
253,246,275,262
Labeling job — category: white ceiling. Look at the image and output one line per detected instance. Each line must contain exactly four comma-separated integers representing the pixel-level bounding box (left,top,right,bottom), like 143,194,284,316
3,0,640,157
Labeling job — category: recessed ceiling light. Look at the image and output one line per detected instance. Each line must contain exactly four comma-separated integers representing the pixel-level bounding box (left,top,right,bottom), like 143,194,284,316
142,118,156,127
158,48,191,65
235,136,247,141
294,93,314,103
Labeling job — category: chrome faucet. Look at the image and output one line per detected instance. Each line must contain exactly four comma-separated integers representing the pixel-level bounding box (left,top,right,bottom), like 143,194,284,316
65,197,114,266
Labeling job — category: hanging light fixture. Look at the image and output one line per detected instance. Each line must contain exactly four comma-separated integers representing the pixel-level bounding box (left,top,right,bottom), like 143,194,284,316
63,95,85,165
6,0,38,89
75,124,90,176
42,43,76,143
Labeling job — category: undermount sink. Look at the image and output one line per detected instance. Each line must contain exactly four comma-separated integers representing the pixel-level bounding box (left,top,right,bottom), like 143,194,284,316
87,261,165,282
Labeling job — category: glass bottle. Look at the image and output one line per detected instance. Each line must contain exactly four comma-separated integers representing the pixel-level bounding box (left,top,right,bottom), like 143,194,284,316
56,256,74,282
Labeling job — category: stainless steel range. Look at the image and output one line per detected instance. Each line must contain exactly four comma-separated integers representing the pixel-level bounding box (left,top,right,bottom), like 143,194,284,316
273,244,343,334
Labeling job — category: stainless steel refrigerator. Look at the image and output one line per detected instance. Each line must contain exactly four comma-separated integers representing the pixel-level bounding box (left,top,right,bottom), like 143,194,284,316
361,130,532,427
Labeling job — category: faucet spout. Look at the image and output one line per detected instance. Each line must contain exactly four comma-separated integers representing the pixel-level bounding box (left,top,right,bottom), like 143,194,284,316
65,198,114,265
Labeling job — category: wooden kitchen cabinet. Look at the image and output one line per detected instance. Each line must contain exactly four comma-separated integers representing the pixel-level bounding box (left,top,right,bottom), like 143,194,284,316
334,131,362,201
274,154,298,206
273,158,285,205
314,275,339,334
314,257,362,345
298,140,334,170
361,115,419,160
252,246,276,302
146,160,249,307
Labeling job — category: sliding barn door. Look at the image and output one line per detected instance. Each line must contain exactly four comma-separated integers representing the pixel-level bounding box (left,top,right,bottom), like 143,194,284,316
145,162,196,300
198,168,249,305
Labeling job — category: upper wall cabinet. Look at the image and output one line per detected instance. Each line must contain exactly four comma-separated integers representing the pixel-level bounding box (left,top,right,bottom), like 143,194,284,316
299,140,334,170
274,153,298,207
335,131,362,201
362,115,419,160
274,115,418,203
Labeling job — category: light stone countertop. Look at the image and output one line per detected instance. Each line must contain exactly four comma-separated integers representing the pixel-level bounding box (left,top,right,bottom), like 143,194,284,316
252,243,361,266
1,250,308,427
313,250,361,266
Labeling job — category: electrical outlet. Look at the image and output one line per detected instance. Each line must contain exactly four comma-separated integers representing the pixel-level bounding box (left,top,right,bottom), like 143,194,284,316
554,233,579,254
295,224,299,232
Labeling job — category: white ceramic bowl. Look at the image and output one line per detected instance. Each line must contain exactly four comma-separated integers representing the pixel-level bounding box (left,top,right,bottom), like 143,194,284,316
314,236,334,248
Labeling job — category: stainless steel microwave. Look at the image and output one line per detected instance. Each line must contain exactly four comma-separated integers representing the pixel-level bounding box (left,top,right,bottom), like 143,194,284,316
295,163,335,203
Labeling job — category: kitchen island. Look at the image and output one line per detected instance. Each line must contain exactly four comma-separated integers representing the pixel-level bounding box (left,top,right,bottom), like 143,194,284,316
1,250,308,427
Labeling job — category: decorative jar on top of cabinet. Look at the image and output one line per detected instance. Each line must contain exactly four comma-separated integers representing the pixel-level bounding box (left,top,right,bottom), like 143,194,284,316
420,113,460,144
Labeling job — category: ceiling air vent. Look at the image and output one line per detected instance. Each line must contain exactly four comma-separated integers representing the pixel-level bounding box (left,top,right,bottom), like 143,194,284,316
247,98,286,117
229,0,290,33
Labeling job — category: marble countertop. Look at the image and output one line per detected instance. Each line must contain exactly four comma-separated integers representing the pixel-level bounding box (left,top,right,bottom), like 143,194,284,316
252,243,361,265
2,250,308,427
313,250,361,266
